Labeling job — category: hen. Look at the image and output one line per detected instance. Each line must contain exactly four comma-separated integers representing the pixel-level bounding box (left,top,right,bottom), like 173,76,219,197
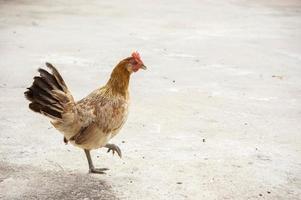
24,52,146,174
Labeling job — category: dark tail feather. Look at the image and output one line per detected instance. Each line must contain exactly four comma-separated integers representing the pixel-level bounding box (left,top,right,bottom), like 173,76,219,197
24,63,68,120
45,62,68,93
29,102,62,120
38,68,62,91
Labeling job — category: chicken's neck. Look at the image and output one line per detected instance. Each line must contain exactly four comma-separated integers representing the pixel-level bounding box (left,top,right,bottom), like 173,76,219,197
105,65,130,97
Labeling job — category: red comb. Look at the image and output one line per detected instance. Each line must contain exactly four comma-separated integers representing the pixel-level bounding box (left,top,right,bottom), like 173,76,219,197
132,51,142,62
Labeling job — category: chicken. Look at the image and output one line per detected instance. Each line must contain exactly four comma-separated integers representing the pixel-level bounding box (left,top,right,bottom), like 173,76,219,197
24,52,146,174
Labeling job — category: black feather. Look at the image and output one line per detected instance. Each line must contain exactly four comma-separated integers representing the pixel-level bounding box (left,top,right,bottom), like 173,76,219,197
33,76,52,94
40,106,62,118
25,63,68,120
45,62,68,93
28,83,60,106
29,102,41,113
24,90,33,101
38,68,62,90
29,102,62,119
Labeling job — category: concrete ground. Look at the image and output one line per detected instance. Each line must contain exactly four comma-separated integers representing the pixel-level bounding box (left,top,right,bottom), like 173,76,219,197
0,0,301,199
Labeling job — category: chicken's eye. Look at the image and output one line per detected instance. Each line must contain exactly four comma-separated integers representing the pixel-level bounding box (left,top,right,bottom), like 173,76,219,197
131,60,138,65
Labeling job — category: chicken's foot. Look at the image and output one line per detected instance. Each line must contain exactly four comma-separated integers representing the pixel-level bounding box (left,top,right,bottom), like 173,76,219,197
105,143,122,158
84,149,109,174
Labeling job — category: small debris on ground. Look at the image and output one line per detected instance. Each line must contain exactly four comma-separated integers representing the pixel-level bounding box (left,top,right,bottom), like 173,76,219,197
176,182,182,184
272,75,283,80
202,139,206,142
31,21,38,26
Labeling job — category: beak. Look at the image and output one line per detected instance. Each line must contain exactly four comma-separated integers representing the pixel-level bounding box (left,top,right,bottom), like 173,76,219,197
141,64,147,70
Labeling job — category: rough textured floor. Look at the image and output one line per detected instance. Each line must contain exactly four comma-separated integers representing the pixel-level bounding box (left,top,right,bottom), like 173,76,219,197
0,0,301,199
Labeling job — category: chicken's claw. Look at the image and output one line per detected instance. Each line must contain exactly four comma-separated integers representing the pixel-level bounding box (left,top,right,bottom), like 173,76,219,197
105,143,122,158
89,167,109,174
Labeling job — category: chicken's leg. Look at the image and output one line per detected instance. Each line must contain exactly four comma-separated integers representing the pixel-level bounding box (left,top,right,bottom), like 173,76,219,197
105,143,122,158
84,149,109,174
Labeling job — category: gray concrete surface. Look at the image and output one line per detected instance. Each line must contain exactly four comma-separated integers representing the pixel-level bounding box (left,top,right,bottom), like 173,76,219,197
0,0,301,199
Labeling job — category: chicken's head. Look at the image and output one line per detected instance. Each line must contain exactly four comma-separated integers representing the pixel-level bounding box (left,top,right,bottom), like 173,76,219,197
125,51,147,73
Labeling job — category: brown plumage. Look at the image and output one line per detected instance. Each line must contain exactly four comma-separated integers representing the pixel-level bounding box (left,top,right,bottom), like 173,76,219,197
24,52,146,174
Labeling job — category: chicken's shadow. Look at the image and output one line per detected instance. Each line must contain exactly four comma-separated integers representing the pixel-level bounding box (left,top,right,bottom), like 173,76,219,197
0,161,118,200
